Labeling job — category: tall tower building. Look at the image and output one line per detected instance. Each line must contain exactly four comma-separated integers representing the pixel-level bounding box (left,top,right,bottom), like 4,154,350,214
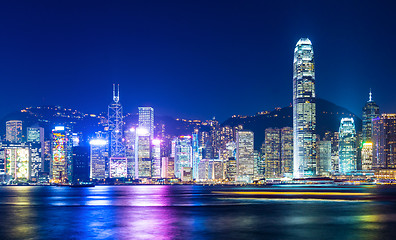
236,131,254,180
108,84,127,178
372,114,396,169
90,138,108,180
281,127,293,176
293,38,317,178
338,118,357,173
264,128,281,179
27,127,44,181
138,107,154,140
174,136,193,179
51,126,73,183
108,84,125,158
362,90,380,142
6,120,23,143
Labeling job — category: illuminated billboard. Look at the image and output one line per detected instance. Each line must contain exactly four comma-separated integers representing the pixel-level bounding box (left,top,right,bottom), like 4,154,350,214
110,157,127,178
5,146,30,180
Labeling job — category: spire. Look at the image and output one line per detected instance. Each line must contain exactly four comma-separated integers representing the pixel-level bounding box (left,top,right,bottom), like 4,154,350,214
369,88,372,102
113,84,120,103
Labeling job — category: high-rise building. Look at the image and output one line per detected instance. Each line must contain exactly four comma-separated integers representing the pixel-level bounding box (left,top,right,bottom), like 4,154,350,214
90,138,108,180
125,128,136,178
236,131,254,180
108,84,126,178
151,139,161,178
135,127,151,178
317,141,331,176
324,131,340,173
362,90,380,142
361,142,373,170
338,118,357,173
51,126,73,183
281,127,293,177
4,143,30,181
192,132,202,180
6,120,23,143
72,146,90,182
138,107,154,140
264,128,281,179
293,38,317,178
174,136,193,179
108,84,126,158
27,127,44,181
372,114,396,169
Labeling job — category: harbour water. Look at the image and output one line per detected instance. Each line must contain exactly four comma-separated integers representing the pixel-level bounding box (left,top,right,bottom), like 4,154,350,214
0,185,395,240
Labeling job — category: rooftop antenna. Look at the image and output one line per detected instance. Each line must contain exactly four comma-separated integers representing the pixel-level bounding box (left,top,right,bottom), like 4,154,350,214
113,84,120,103
369,88,372,102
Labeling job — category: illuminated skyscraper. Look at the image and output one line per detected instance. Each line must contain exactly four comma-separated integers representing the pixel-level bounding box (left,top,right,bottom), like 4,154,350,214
51,126,73,183
4,143,30,181
317,141,331,176
90,138,108,180
138,107,154,140
338,118,357,173
281,127,293,177
108,84,127,178
372,114,396,169
362,90,380,142
174,136,193,179
135,127,151,178
108,84,125,158
6,120,22,143
264,128,281,179
361,142,373,170
236,131,254,179
151,139,161,178
27,127,44,181
293,38,317,177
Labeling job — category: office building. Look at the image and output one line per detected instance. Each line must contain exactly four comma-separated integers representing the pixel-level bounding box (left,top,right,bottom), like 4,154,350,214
90,138,108,180
338,118,357,173
317,141,331,176
138,107,154,140
27,127,44,181
236,131,254,179
6,120,22,143
293,38,317,177
362,90,380,142
174,136,192,179
51,126,73,183
372,114,396,169
281,127,293,176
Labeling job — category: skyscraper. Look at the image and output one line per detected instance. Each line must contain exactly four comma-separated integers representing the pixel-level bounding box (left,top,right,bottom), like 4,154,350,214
293,38,317,178
338,118,357,173
6,120,23,143
138,107,154,140
27,127,44,181
281,127,293,177
90,138,108,180
174,136,193,179
372,114,396,169
362,90,380,142
135,127,151,178
108,84,125,158
236,131,254,180
108,84,127,178
51,126,73,183
264,128,281,179
317,141,331,176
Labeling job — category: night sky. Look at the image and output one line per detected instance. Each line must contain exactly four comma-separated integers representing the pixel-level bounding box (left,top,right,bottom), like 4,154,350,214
1,1,395,121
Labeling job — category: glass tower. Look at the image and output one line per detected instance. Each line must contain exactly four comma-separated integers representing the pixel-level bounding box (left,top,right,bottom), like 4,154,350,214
339,118,357,173
362,90,379,142
293,38,316,177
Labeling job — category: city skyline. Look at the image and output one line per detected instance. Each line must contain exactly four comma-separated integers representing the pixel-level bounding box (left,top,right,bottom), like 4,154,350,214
1,1,396,121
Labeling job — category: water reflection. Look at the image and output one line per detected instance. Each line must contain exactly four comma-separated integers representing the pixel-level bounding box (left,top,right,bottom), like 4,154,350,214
0,185,394,239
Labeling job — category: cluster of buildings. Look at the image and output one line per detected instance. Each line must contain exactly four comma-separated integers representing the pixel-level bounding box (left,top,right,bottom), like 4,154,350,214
0,38,395,185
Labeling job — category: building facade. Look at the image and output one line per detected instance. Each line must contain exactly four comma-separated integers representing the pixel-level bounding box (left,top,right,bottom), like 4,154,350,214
293,38,317,178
